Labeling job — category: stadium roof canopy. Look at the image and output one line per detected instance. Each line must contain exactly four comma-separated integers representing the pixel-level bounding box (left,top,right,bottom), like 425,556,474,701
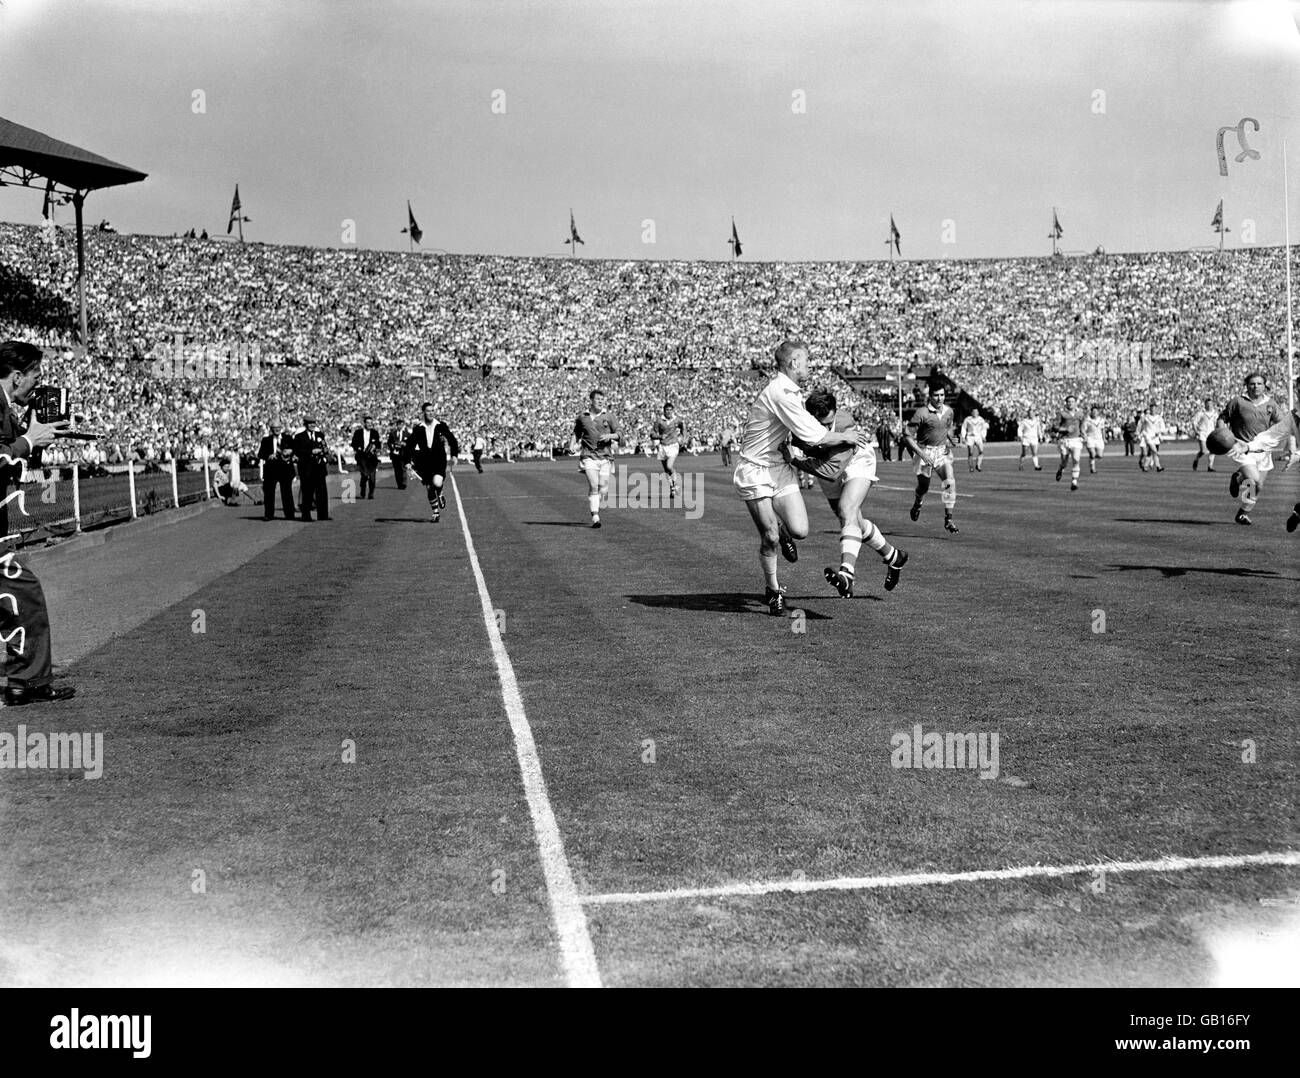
0,114,147,191
0,115,147,346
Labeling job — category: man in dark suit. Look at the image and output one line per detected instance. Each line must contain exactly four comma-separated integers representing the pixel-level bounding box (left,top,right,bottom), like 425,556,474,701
386,421,409,489
404,402,459,523
257,421,296,519
0,341,75,705
350,414,381,499
293,416,330,521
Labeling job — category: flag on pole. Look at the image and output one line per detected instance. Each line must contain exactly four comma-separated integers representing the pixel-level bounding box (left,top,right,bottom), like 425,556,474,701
401,201,423,244
889,215,902,255
1050,209,1064,239
1211,198,1229,233
730,218,743,258
227,185,243,235
568,209,584,246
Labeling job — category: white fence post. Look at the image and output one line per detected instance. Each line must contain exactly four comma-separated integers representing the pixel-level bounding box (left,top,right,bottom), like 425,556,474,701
72,466,82,533
170,457,180,508
202,454,212,499
127,460,138,519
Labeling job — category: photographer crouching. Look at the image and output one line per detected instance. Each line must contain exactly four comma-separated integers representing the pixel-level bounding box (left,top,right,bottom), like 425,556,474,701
0,341,75,705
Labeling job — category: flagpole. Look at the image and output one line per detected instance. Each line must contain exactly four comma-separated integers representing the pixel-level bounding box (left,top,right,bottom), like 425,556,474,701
1220,198,1225,253
1285,139,1294,412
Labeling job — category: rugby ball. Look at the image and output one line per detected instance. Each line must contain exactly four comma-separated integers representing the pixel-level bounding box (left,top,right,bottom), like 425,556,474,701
1206,423,1237,455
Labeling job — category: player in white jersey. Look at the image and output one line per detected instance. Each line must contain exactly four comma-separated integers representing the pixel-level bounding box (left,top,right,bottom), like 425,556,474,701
960,407,989,472
1190,398,1218,472
1017,409,1043,471
1136,404,1167,472
734,340,870,615
1082,406,1106,474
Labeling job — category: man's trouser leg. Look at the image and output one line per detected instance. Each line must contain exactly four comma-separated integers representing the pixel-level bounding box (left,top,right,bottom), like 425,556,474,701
0,552,53,689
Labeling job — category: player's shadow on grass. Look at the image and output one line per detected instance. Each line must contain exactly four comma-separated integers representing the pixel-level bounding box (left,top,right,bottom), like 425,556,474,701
1113,517,1223,527
1106,563,1294,580
627,592,834,617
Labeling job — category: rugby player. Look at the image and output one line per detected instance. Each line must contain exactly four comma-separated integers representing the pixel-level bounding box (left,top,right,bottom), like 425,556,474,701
734,340,870,615
1050,394,1086,491
1082,406,1106,474
960,406,989,473
902,385,960,533
1221,372,1282,525
783,387,907,598
573,388,619,528
1136,403,1167,473
1232,375,1300,531
1017,408,1043,471
1190,397,1218,472
652,402,684,499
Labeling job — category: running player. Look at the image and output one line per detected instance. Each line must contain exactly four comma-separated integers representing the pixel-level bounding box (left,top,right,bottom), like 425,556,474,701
960,406,989,473
573,388,619,528
1017,408,1043,471
652,402,684,499
902,385,960,533
1232,374,1299,531
1190,398,1218,472
1136,403,1167,473
1082,406,1106,474
783,387,907,598
1050,394,1086,491
734,340,869,615
1221,371,1282,525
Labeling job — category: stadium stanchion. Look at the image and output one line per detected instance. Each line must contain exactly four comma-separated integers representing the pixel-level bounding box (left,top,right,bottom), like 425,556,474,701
72,466,81,533
127,460,138,519
202,454,211,500
170,457,180,508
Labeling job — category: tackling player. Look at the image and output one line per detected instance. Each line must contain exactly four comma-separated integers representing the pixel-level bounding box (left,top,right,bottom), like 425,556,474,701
1082,406,1106,474
1190,398,1218,472
652,402,684,499
1221,371,1281,525
960,407,989,473
784,387,907,598
733,340,869,615
902,385,960,533
573,388,620,528
1017,408,1043,471
1136,403,1167,473
1051,394,1086,491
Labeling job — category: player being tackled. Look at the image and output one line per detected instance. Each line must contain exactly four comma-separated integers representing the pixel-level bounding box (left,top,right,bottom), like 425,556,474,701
783,388,907,598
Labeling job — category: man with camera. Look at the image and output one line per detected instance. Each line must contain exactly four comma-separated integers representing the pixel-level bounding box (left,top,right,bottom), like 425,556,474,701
386,420,409,490
257,420,296,520
351,414,381,500
293,416,331,521
0,341,75,705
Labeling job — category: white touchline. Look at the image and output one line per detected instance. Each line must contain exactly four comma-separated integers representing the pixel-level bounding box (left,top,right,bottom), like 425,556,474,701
449,475,603,988
581,851,1300,906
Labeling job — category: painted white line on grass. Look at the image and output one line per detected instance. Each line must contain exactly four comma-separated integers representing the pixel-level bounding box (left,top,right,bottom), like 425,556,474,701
873,483,974,499
582,850,1300,907
449,474,603,988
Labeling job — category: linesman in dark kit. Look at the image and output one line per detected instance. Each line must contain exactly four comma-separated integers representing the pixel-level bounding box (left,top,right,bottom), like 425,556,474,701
351,414,381,499
0,341,75,704
293,416,331,521
257,420,296,520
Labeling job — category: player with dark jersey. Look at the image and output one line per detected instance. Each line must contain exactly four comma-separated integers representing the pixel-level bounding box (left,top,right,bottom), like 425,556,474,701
902,385,960,533
1221,372,1282,525
1051,394,1086,491
651,403,684,499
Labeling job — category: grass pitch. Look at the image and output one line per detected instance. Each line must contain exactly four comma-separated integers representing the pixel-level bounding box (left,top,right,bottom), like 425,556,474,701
0,445,1296,986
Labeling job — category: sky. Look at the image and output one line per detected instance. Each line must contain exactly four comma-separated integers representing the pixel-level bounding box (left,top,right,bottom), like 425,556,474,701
1,0,1298,261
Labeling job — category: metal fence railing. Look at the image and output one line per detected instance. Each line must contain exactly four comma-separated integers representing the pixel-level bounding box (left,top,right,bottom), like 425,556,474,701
7,459,214,547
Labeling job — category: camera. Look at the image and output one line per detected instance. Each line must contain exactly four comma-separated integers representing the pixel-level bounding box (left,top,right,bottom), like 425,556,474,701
30,384,71,424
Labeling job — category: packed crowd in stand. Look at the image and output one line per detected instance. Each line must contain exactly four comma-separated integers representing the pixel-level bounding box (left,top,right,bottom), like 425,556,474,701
1,220,1294,461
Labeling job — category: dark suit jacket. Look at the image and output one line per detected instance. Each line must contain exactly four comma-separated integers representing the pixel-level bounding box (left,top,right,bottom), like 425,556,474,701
292,428,328,476
257,433,293,472
0,386,36,539
404,421,459,481
351,427,381,461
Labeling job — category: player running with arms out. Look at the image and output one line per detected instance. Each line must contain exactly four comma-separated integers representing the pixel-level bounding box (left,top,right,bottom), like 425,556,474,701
1136,403,1167,473
1051,394,1086,490
652,402,684,499
1191,398,1218,472
1233,375,1300,531
1082,406,1106,475
574,388,619,528
1221,371,1282,526
960,406,989,473
784,387,907,598
734,340,870,616
1017,408,1043,471
903,385,961,533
